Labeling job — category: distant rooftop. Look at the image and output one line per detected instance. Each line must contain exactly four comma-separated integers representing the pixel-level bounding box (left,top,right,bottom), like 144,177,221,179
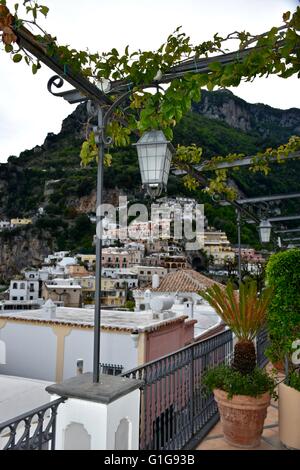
146,269,223,293
0,307,190,333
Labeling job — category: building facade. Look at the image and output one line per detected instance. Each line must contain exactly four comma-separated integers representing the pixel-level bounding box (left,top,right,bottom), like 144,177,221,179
43,279,82,308
0,307,195,383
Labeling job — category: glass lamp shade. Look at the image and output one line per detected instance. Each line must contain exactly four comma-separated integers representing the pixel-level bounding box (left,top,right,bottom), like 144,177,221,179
259,220,272,243
134,131,174,197
96,78,111,94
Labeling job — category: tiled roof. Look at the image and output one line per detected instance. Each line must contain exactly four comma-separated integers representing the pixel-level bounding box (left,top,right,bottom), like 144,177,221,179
151,269,223,293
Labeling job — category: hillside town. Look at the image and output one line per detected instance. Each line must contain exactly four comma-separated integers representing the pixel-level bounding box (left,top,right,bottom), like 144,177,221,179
0,0,300,457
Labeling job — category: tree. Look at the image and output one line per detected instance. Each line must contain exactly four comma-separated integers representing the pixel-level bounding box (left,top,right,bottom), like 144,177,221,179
1,1,300,196
265,249,300,365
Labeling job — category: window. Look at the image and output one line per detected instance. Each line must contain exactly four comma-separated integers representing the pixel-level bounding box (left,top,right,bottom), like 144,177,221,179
30,296,33,300
12,297,17,301
20,283,25,290
12,283,18,289
20,297,24,301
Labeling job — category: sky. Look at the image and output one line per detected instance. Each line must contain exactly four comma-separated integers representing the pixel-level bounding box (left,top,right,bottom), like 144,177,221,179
0,0,299,162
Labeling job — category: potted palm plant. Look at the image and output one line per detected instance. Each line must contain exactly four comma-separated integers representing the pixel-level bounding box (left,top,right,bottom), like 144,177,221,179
202,281,276,448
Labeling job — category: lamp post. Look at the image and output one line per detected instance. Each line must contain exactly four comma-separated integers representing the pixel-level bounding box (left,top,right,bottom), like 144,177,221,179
47,77,173,383
259,219,272,244
88,103,173,383
236,209,242,284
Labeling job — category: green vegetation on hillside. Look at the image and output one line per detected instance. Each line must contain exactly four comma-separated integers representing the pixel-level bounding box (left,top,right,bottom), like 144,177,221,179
0,89,299,253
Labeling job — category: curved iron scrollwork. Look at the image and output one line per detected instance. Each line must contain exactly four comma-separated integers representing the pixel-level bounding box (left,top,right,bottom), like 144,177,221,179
47,75,65,97
0,397,65,450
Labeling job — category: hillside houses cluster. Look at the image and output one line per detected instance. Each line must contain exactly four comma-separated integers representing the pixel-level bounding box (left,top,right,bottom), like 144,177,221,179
0,198,267,420
1,197,266,311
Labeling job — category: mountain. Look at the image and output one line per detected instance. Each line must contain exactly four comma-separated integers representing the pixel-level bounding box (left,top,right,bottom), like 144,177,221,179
0,89,299,281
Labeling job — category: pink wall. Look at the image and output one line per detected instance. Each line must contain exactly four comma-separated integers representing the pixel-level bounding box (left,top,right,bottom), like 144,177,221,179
146,319,196,363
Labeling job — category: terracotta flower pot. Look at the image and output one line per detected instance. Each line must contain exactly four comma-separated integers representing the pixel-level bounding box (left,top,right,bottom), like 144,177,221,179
214,389,271,448
272,361,285,373
279,382,300,450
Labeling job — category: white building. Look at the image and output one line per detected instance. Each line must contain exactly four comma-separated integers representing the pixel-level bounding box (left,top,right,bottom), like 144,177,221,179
0,304,195,383
133,269,224,339
44,252,71,265
102,268,139,289
9,279,40,302
0,221,10,231
23,269,50,282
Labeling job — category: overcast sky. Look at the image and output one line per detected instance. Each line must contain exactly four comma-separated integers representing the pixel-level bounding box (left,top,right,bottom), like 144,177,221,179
0,0,299,162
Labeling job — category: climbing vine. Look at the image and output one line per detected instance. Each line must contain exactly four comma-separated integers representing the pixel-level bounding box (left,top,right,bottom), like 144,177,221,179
1,0,300,195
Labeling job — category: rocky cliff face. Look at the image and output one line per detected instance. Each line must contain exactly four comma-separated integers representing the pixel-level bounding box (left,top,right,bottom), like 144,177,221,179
195,90,300,139
0,89,299,281
0,229,53,281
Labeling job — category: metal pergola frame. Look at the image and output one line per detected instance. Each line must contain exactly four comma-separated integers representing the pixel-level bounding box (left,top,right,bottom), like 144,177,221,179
9,20,300,381
276,228,300,234
223,192,300,206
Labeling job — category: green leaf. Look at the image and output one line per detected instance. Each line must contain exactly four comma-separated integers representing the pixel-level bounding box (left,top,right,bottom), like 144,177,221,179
13,54,22,63
208,61,222,72
5,44,13,53
40,5,49,17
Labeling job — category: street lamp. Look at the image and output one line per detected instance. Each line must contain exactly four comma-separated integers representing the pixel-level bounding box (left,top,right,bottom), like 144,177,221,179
134,130,174,197
259,219,272,243
47,77,175,383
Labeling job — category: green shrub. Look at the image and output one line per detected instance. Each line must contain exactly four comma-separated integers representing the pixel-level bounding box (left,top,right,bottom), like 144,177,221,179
288,370,300,393
203,364,277,399
266,249,300,364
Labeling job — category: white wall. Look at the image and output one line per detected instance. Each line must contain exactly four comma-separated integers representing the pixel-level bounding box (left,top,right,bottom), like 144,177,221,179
0,321,139,383
63,329,138,380
0,323,57,381
52,388,140,450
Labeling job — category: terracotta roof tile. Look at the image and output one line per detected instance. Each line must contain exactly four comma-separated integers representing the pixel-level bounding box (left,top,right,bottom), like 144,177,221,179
151,269,223,293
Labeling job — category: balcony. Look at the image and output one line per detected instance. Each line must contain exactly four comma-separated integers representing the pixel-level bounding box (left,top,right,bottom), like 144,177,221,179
0,329,291,451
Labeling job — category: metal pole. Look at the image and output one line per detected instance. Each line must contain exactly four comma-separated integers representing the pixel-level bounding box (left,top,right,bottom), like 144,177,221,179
237,210,242,284
93,107,105,383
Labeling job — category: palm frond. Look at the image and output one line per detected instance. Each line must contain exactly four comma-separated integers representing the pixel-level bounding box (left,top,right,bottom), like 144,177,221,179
200,281,273,341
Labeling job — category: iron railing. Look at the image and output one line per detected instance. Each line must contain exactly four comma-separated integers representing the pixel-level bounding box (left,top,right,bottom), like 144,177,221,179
100,363,124,376
257,328,270,369
122,329,233,450
0,398,65,451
